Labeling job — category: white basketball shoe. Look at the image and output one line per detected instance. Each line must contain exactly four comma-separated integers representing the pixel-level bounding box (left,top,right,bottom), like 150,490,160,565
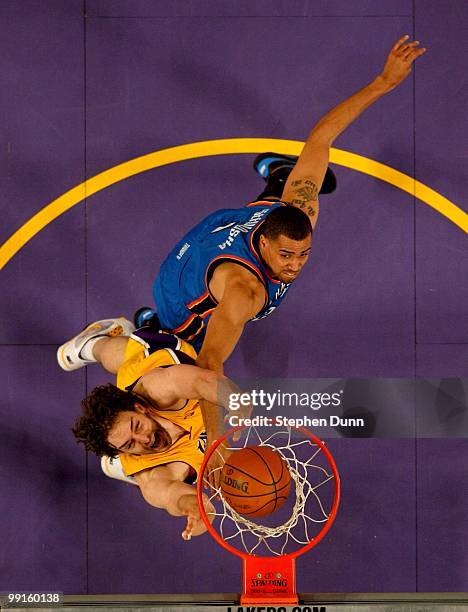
57,317,135,371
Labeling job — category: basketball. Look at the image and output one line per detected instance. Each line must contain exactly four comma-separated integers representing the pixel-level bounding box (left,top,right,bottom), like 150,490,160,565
220,445,291,518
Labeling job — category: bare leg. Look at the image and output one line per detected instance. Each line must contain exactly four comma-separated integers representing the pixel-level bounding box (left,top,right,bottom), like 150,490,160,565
92,336,129,374
57,317,135,373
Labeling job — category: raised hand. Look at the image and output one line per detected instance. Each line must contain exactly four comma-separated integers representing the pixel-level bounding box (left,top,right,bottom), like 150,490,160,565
380,35,427,91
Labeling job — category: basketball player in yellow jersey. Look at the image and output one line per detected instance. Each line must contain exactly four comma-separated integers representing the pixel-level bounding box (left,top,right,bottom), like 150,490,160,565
58,317,242,539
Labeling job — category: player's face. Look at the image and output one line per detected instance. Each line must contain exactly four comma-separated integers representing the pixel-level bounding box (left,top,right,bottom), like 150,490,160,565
107,406,172,455
259,234,312,283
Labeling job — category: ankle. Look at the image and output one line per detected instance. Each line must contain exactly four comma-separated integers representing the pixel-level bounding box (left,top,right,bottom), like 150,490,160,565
81,336,107,362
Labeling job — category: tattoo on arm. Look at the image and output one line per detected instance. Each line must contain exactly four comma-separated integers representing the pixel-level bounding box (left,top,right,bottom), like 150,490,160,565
289,179,318,215
291,179,318,202
291,200,317,216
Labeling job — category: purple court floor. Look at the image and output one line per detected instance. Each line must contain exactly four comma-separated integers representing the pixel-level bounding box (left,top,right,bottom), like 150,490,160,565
1,0,467,597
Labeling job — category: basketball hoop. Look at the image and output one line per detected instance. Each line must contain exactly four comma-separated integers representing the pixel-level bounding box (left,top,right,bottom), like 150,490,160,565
197,426,340,605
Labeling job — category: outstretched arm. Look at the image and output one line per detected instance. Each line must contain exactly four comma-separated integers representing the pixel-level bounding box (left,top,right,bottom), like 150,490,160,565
135,463,215,540
140,363,240,409
194,264,264,486
282,36,427,226
140,362,243,449
196,263,266,373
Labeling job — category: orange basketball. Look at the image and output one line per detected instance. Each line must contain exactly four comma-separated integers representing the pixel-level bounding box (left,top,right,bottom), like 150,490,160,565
220,445,291,518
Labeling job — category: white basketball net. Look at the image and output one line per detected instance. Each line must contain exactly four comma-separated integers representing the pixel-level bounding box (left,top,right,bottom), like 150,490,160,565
202,426,338,557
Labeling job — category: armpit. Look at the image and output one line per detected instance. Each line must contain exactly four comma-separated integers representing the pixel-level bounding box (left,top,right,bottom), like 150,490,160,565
164,461,193,482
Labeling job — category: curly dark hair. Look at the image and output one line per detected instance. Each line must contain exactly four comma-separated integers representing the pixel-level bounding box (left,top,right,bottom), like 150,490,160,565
72,383,143,458
260,206,312,241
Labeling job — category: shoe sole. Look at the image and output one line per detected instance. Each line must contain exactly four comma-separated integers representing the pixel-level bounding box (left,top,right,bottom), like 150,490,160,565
133,306,157,328
57,317,133,371
253,152,298,177
254,153,337,195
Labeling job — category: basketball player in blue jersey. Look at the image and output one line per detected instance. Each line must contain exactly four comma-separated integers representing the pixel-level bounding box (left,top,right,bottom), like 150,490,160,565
133,36,425,465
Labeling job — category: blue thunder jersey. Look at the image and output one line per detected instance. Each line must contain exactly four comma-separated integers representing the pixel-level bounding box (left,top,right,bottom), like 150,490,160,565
153,201,292,348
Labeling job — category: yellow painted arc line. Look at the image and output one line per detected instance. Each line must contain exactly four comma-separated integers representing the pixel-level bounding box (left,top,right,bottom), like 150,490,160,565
0,138,466,271
331,148,468,232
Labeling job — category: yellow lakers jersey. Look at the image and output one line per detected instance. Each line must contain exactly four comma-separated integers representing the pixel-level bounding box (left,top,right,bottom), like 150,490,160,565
115,331,206,478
